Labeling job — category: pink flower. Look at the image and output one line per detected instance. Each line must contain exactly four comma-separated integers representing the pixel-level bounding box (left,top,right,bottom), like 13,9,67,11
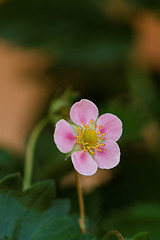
54,99,122,176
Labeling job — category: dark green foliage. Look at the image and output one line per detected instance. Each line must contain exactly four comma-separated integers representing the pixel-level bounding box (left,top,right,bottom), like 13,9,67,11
102,230,124,240
131,232,150,240
0,174,153,240
124,0,160,11
0,0,131,67
0,173,95,240
0,149,22,179
104,204,159,240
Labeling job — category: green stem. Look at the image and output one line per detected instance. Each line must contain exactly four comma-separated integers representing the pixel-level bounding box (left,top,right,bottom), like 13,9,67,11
75,171,86,234
23,117,49,191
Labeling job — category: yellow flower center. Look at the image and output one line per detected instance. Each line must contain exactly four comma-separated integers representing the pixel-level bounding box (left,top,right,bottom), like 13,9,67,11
76,120,106,155
83,129,98,145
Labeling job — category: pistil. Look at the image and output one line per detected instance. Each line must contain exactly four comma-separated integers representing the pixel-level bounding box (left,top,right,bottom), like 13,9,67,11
75,120,105,155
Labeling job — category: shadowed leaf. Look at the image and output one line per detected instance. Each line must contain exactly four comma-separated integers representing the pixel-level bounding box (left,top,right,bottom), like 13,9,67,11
0,173,95,240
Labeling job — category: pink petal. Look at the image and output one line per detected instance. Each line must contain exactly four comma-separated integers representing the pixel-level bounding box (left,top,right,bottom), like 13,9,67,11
96,113,122,141
70,99,99,127
54,119,76,153
94,140,120,169
71,150,98,176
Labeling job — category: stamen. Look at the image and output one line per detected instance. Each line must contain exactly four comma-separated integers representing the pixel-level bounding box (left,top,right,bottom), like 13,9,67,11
101,143,105,146
98,149,102,152
78,121,104,155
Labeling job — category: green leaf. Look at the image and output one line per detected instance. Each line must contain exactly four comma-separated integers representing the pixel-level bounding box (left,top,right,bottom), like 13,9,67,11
0,172,22,191
131,232,150,240
102,230,125,240
0,173,95,240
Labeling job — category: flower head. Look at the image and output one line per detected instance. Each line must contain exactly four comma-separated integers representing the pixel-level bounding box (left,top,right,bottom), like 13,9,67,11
54,99,122,176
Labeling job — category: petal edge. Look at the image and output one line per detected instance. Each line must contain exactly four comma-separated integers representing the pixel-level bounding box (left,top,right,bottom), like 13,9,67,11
54,119,76,153
94,140,120,169
70,99,99,127
96,113,122,141
71,150,98,176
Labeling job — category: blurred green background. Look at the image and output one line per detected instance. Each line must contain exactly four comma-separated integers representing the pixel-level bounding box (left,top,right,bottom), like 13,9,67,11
0,0,160,239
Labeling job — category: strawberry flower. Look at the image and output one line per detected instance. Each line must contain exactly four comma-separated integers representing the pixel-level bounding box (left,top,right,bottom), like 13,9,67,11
54,99,122,176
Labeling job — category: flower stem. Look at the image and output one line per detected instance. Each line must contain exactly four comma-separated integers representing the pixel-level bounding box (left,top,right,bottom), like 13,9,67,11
23,117,49,191
75,171,86,234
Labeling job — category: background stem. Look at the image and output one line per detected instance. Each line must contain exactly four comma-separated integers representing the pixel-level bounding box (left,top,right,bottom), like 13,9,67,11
75,171,86,234
23,117,49,191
